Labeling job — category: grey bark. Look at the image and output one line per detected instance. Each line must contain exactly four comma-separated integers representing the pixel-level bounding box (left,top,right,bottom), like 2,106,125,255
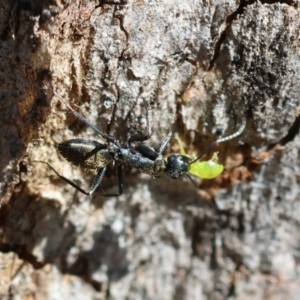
0,0,300,299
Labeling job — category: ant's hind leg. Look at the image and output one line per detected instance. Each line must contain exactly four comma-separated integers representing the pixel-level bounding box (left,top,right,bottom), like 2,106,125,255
101,164,123,197
116,164,123,195
34,161,107,196
96,164,123,197
34,161,123,197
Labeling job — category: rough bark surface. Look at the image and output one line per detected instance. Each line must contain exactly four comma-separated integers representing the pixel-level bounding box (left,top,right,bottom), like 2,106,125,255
0,0,300,299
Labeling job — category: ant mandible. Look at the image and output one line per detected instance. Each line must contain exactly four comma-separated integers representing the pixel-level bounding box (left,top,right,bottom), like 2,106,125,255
35,90,246,196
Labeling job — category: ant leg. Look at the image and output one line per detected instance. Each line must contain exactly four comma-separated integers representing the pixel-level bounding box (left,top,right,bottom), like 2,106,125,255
34,160,106,196
99,164,123,197
127,99,152,145
134,131,172,160
116,164,123,195
158,131,172,155
89,167,108,195
143,98,151,137
53,90,118,146
34,161,123,197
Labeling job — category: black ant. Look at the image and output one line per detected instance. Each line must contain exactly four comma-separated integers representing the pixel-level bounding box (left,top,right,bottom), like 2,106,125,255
34,91,246,196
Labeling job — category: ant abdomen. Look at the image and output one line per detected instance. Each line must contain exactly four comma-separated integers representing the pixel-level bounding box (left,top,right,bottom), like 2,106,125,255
58,138,114,169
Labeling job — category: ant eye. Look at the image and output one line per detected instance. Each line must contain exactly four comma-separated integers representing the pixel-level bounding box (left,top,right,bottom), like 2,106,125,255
177,156,183,163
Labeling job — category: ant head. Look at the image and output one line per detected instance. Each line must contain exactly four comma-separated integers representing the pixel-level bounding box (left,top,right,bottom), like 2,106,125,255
164,154,190,179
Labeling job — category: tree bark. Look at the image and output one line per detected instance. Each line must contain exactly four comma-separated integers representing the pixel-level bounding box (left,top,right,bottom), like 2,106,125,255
1,0,300,299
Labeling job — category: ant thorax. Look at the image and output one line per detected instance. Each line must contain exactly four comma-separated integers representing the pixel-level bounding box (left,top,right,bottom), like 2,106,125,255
116,147,166,178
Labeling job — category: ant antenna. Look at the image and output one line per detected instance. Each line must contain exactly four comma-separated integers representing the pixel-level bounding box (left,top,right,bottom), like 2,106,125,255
186,174,199,188
189,118,247,165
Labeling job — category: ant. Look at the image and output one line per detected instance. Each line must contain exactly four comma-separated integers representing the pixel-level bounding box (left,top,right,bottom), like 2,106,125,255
35,91,246,196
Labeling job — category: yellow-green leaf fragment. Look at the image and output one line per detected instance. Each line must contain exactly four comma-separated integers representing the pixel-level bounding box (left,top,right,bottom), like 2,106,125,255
174,134,224,179
189,153,224,179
